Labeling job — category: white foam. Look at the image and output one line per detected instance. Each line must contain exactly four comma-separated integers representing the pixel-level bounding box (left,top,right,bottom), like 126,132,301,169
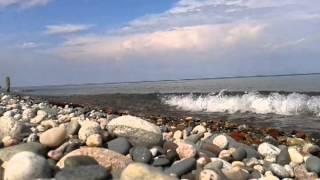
163,92,320,116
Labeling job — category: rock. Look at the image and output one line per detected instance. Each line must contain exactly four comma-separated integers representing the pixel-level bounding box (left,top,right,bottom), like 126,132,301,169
232,147,247,161
131,146,153,163
86,134,103,147
222,166,250,180
57,147,132,178
192,125,206,134
199,142,221,155
204,161,223,170
270,163,290,178
152,157,171,167
212,135,229,149
78,121,101,142
55,165,110,180
150,146,164,157
39,127,67,148
0,116,24,140
288,147,304,164
306,155,320,174
107,115,162,147
277,147,291,165
121,163,177,180
4,152,51,180
173,130,182,140
185,133,203,143
165,158,196,177
263,171,280,180
218,149,232,160
2,136,18,147
199,169,226,180
22,108,36,120
30,110,47,124
284,164,294,178
287,137,305,146
210,158,232,169
27,133,38,142
294,165,318,180
66,118,80,136
106,137,131,155
250,170,262,179
63,156,98,168
176,142,197,159
303,143,320,155
244,157,260,167
258,143,280,157
0,142,47,161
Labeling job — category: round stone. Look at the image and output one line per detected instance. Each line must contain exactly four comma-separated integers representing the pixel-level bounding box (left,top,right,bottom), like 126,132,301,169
4,152,51,180
121,163,176,180
107,137,131,155
55,165,110,180
199,169,223,180
258,142,280,157
288,147,304,164
176,142,197,159
306,155,320,174
78,121,101,142
86,134,103,147
131,146,153,164
212,135,229,149
64,156,98,168
232,147,247,161
39,126,67,148
276,147,291,165
165,158,196,177
270,163,290,178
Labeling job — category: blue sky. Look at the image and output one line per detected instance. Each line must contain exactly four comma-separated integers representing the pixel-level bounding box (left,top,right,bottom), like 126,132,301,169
0,0,320,86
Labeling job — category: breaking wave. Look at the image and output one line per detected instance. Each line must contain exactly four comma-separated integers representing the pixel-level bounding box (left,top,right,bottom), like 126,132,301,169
163,91,320,116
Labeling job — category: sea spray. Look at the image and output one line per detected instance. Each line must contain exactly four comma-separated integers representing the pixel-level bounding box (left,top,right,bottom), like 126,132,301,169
163,91,320,116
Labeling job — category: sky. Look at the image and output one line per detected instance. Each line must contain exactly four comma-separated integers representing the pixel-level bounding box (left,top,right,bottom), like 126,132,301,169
0,0,320,86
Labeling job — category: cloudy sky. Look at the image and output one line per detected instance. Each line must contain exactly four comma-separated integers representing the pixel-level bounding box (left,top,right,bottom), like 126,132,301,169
0,0,319,86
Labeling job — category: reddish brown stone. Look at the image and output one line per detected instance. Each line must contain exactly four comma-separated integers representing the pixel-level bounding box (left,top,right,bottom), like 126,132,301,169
230,132,246,142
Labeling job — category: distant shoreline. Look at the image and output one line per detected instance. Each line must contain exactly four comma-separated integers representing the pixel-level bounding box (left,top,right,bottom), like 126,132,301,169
14,72,320,89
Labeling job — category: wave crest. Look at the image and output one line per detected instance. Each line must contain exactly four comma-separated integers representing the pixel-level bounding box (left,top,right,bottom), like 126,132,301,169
163,91,320,116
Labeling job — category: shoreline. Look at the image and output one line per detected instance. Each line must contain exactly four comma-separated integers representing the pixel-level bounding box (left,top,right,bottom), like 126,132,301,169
1,93,320,179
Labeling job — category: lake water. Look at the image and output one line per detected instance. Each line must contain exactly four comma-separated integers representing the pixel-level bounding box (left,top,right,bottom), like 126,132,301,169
17,74,320,132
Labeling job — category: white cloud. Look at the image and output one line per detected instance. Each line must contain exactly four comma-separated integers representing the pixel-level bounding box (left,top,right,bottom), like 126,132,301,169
56,23,264,60
0,0,51,8
45,24,93,35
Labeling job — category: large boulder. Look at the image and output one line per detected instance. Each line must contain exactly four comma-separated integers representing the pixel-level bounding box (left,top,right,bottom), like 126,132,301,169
107,115,162,147
57,147,132,178
4,151,52,180
121,163,177,180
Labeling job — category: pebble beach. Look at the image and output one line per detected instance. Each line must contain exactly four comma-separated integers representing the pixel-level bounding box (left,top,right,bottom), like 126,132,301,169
1,93,320,180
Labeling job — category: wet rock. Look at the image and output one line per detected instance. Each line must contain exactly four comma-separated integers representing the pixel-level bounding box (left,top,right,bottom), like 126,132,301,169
131,146,153,163
55,165,110,180
121,163,177,180
277,147,291,165
63,156,98,168
270,163,290,178
107,115,162,147
57,147,132,178
107,137,131,155
176,141,197,159
0,116,24,140
288,147,304,164
4,151,51,180
165,157,196,177
78,121,101,142
39,126,67,148
258,142,280,157
306,155,320,174
0,142,47,161
86,134,103,147
232,147,247,161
